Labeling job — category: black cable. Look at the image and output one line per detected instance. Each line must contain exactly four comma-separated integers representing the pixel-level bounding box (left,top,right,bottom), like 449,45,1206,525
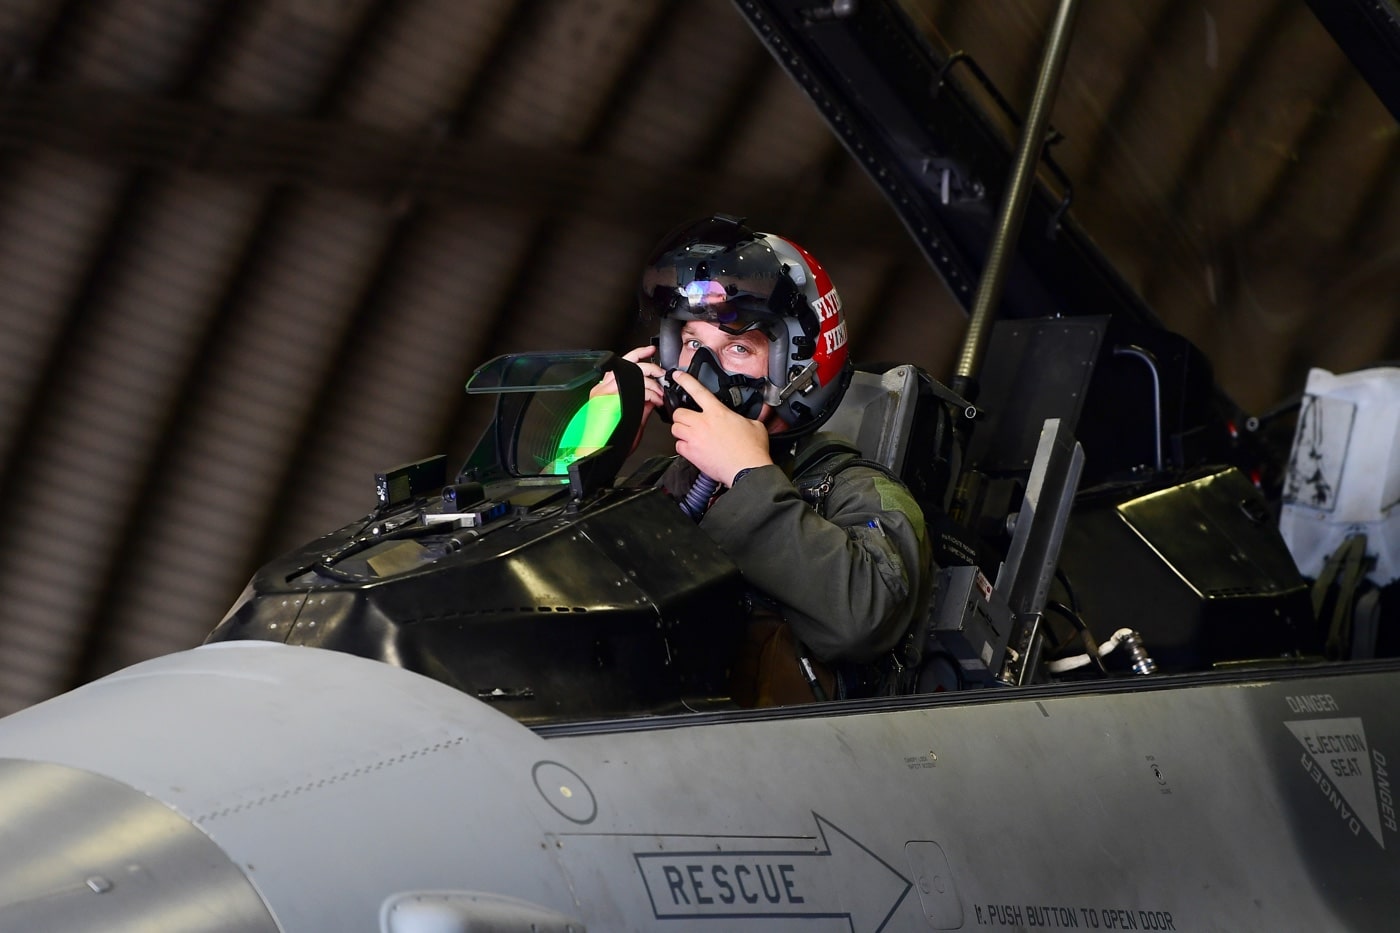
1054,567,1079,614
1044,599,1107,676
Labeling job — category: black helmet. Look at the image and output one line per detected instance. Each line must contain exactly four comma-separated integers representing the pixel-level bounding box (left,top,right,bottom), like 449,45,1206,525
639,214,851,431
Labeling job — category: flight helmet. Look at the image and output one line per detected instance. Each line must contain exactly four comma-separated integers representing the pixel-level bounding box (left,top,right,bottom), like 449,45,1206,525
638,213,851,432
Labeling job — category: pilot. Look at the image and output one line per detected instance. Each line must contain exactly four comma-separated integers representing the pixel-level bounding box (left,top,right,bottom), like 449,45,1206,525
601,214,933,706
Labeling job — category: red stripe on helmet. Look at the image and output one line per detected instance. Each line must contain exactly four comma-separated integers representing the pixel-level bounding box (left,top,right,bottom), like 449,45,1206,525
779,237,847,388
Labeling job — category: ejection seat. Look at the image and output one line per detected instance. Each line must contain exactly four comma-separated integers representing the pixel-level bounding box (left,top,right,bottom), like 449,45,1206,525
822,364,922,475
824,363,967,528
825,364,1013,695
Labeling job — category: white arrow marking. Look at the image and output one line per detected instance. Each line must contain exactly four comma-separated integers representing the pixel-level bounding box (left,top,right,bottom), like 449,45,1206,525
635,812,911,931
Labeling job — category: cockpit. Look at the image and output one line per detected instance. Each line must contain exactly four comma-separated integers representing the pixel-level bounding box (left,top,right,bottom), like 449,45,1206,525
208,326,1331,726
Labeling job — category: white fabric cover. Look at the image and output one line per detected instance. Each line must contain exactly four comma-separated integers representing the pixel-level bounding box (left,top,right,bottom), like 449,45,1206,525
1279,366,1400,584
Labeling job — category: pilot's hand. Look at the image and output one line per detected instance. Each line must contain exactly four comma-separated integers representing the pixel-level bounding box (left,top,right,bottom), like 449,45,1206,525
591,345,666,453
593,345,665,410
669,371,773,487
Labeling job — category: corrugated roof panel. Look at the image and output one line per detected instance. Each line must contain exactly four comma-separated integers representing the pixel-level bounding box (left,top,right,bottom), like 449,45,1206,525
858,264,966,379
1064,6,1232,236
598,3,768,165
46,0,221,88
713,71,845,181
1053,1,1170,182
0,155,125,467
0,0,59,66
336,0,513,131
89,190,392,673
203,0,370,111
1179,7,1339,236
474,2,662,146
265,205,546,551
0,175,262,713
1064,2,1275,256
0,613,80,714
1308,83,1400,243
98,494,264,677
486,215,648,355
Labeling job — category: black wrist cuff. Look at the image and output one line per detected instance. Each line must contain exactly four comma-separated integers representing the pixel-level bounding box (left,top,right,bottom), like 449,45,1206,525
731,466,760,487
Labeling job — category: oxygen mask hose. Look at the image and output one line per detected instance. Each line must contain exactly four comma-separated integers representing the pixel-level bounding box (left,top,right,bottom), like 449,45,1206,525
679,472,719,520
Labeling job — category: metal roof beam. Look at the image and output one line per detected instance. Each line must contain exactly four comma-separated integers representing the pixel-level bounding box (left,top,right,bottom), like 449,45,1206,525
0,80,910,251
1306,0,1400,124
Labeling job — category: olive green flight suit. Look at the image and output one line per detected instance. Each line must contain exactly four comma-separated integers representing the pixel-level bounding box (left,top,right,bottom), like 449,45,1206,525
659,432,933,704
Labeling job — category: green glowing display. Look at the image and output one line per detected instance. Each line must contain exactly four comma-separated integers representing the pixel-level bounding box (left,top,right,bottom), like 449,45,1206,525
544,393,621,473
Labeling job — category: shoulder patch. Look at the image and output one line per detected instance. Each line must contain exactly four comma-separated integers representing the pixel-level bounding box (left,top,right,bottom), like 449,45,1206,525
872,475,925,540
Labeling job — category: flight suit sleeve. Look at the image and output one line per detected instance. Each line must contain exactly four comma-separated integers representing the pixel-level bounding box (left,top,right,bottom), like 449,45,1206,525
700,462,931,664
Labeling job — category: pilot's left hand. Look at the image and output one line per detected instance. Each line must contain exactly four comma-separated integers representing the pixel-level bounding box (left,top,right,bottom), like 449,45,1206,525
591,345,666,455
669,371,774,487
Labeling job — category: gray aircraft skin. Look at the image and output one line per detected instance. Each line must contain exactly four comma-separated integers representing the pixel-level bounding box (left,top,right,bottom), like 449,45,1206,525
1,642,1398,931
5,1,1400,931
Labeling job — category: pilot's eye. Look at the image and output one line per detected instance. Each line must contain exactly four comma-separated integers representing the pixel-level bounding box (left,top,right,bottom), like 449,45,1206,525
727,342,754,356
684,337,703,350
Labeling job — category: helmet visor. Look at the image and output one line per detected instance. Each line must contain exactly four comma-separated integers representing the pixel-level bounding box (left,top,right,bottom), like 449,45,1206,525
639,224,800,332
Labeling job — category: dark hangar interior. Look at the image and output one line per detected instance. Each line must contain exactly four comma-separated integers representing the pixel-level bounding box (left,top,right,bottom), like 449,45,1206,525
0,0,1395,714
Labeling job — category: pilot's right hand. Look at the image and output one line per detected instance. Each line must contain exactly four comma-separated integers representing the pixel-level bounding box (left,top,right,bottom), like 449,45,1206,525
668,371,773,487
591,345,666,452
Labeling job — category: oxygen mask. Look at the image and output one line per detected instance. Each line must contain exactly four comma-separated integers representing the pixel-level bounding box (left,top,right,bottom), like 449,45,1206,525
656,345,766,422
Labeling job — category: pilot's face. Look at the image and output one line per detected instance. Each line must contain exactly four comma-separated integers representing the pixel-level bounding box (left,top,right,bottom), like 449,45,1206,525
678,321,768,380
676,320,783,430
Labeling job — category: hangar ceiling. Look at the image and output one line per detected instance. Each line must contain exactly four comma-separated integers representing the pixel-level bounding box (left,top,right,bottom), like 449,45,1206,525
0,0,1394,713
